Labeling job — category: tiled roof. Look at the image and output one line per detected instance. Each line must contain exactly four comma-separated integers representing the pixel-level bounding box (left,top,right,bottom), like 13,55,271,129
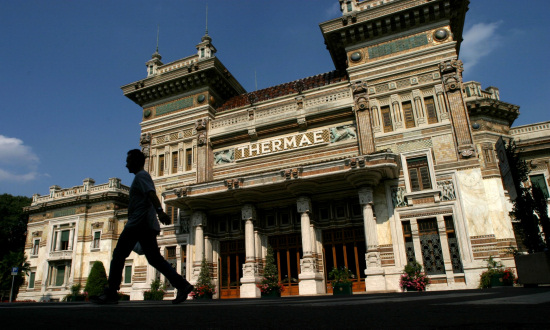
216,70,348,112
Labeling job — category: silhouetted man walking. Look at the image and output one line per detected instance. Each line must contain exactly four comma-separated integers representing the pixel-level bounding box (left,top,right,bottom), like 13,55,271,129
92,149,193,304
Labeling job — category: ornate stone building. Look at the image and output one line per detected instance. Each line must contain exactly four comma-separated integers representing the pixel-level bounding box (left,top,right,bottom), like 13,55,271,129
21,0,549,301
118,0,519,298
18,179,137,301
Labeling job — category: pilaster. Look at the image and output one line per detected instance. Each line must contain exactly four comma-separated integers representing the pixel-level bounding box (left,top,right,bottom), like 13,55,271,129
240,204,261,298
296,197,324,294
359,187,385,292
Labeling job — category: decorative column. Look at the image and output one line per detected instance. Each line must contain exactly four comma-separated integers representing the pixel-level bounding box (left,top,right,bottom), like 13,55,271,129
240,204,260,298
352,81,376,155
434,85,449,120
439,59,475,158
436,215,456,286
412,90,425,124
297,197,324,294
390,95,403,129
358,187,385,292
191,211,206,283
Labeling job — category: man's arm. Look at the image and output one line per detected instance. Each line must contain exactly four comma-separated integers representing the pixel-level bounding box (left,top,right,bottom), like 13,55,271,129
147,190,171,225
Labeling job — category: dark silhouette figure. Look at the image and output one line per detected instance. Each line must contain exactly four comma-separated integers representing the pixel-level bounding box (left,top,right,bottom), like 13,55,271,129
91,149,193,304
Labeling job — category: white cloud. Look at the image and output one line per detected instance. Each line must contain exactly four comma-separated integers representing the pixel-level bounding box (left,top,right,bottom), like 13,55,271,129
0,135,40,182
460,21,503,72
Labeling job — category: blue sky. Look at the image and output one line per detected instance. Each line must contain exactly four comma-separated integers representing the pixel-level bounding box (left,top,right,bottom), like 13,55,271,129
1,0,549,198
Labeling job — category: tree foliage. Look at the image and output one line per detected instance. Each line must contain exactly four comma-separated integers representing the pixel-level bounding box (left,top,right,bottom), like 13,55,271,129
192,257,215,297
257,245,283,294
506,141,549,253
85,261,108,296
0,194,32,301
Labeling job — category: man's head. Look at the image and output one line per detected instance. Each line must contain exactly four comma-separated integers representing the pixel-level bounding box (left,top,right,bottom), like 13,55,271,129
126,149,146,174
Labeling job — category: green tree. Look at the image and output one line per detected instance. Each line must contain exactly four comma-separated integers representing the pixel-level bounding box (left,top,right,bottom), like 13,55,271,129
85,261,108,296
143,278,165,300
257,245,283,294
506,141,547,253
0,194,32,301
192,257,215,297
0,251,30,301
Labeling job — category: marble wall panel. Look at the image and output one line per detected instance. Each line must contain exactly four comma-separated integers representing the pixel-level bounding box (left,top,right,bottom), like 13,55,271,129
374,184,392,246
456,168,493,237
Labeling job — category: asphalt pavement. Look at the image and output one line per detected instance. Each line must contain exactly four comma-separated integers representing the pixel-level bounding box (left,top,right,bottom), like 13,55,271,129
2,287,549,329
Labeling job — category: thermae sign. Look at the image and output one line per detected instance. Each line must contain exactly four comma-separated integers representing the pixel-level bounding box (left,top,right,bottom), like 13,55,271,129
214,125,357,164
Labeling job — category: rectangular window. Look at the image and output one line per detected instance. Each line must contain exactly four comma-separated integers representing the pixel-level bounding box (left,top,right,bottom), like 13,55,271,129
483,148,493,165
381,106,393,132
55,265,66,286
402,101,415,128
165,205,177,224
424,96,438,124
172,151,178,174
124,265,132,284
531,174,549,199
166,246,176,259
29,272,36,289
32,239,40,255
417,218,445,275
407,156,432,191
60,230,70,250
158,154,165,176
185,148,192,171
93,231,101,249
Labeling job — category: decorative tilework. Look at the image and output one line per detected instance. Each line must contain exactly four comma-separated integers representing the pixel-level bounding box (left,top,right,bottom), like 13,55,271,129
155,97,194,116
368,34,429,59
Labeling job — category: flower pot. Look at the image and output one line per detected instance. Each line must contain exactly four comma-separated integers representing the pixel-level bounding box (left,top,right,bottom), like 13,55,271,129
332,283,353,295
490,273,505,287
261,291,281,298
195,293,213,300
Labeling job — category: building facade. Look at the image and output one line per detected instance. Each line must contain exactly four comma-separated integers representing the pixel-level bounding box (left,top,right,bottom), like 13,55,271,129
21,0,550,301
119,0,517,298
18,179,137,301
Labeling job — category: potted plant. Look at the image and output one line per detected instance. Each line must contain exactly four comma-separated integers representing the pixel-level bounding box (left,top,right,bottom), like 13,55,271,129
329,266,354,295
479,256,516,288
191,257,216,299
257,246,284,298
399,260,430,292
144,278,165,300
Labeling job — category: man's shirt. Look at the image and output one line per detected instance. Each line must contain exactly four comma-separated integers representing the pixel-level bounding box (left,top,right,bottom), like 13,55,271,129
127,170,160,232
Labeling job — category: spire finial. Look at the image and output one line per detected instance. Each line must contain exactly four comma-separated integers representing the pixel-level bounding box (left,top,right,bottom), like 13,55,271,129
205,4,209,36
156,25,160,52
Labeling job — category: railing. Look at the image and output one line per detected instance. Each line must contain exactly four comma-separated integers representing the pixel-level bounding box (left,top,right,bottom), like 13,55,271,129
510,122,550,135
32,180,129,205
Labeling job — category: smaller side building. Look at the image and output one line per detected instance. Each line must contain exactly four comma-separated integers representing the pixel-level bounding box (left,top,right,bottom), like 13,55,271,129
19,178,135,302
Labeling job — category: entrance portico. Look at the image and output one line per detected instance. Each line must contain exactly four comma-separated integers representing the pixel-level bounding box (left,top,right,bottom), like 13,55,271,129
164,152,400,297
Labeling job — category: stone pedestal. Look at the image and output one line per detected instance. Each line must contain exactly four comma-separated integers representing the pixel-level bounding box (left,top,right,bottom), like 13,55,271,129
240,263,261,298
298,257,325,295
364,266,386,292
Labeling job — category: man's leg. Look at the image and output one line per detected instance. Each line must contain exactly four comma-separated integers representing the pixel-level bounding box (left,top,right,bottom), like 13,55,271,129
140,231,193,303
107,227,138,291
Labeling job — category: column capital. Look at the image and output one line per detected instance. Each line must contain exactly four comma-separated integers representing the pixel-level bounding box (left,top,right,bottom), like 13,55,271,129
358,187,374,205
296,196,312,214
241,204,256,221
191,211,207,227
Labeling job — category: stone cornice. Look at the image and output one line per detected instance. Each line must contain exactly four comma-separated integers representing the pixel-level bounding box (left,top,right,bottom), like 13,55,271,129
164,152,400,211
320,0,468,71
121,57,246,107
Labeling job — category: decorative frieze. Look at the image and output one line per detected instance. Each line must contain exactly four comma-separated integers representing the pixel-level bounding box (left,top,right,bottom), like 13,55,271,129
437,179,457,201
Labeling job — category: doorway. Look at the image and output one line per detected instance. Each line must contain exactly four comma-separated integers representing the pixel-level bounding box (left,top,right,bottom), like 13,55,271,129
322,227,366,293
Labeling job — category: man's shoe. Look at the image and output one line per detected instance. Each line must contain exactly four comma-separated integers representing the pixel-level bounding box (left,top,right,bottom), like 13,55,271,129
172,284,194,304
90,291,119,305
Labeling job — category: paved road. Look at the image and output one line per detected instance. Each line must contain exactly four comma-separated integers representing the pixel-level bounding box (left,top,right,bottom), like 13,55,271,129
2,287,549,329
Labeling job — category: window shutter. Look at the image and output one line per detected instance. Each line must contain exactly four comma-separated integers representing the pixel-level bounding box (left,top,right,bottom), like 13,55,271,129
424,97,438,124
381,106,393,132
